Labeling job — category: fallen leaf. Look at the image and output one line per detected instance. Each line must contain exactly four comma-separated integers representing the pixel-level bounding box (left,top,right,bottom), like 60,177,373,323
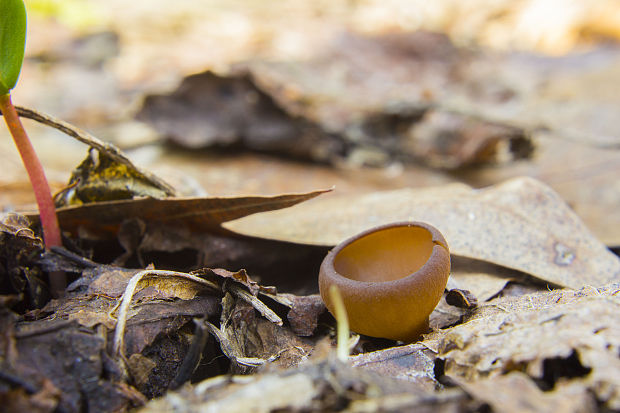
428,282,620,410
137,36,531,169
11,322,139,413
28,188,330,238
281,294,326,337
206,293,313,373
469,134,620,247
225,177,620,289
0,214,47,309
0,378,60,413
455,372,596,413
349,342,438,390
138,358,467,413
447,257,520,302
402,109,532,169
122,298,219,356
54,149,172,206
136,70,335,161
445,289,478,309
13,105,177,203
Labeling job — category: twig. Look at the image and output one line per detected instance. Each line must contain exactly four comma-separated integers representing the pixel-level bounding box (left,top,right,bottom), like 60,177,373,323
226,282,283,325
49,245,98,268
169,317,210,390
12,105,177,196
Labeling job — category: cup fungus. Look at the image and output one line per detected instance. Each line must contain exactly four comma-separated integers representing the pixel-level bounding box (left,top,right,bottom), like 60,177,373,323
319,221,450,342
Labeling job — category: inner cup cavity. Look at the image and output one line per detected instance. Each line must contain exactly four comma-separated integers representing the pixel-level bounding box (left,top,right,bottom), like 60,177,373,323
333,225,433,283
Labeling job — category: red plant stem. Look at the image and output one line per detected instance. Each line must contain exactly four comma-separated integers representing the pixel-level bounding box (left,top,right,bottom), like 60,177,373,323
1,93,65,296
0,93,62,248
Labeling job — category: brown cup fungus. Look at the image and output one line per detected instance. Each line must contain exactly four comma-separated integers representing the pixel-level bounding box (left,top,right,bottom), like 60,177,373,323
319,222,450,342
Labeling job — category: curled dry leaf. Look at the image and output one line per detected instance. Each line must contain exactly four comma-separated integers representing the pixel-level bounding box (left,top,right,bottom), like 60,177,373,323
225,177,620,289
0,214,48,308
193,267,277,297
280,293,326,337
121,298,220,356
205,293,312,373
445,289,478,309
136,70,334,161
54,149,173,207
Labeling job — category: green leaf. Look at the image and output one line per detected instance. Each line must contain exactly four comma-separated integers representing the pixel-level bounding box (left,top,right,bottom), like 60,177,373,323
0,0,27,95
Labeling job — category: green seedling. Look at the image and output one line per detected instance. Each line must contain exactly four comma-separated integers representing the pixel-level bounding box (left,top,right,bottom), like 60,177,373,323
1,0,64,294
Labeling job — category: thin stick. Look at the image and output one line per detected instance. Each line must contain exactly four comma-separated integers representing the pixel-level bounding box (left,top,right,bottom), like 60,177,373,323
13,105,176,196
227,283,283,325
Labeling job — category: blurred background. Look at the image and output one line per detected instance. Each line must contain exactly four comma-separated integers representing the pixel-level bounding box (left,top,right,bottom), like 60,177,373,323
1,0,619,247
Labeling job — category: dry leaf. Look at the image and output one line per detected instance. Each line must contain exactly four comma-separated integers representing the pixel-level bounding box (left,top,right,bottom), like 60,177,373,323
427,282,620,410
122,298,219,356
455,372,597,413
205,293,312,373
11,322,138,413
281,294,326,337
54,149,173,207
349,343,437,390
447,256,518,303
137,70,334,161
12,106,177,201
225,177,620,289
138,358,468,413
0,214,47,308
138,39,530,169
469,134,620,247
28,189,329,238
445,289,478,309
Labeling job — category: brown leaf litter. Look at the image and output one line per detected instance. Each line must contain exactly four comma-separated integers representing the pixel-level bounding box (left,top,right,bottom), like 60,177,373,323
137,31,533,169
138,282,620,411
225,176,620,289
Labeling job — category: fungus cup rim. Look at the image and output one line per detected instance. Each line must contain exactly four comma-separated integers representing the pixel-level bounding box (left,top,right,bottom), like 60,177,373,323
320,221,449,287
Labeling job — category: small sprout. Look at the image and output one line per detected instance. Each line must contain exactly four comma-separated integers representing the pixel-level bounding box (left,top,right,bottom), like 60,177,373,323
328,284,350,362
1,0,64,295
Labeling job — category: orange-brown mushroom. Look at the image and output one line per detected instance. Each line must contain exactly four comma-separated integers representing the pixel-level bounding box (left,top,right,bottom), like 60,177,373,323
319,221,450,342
